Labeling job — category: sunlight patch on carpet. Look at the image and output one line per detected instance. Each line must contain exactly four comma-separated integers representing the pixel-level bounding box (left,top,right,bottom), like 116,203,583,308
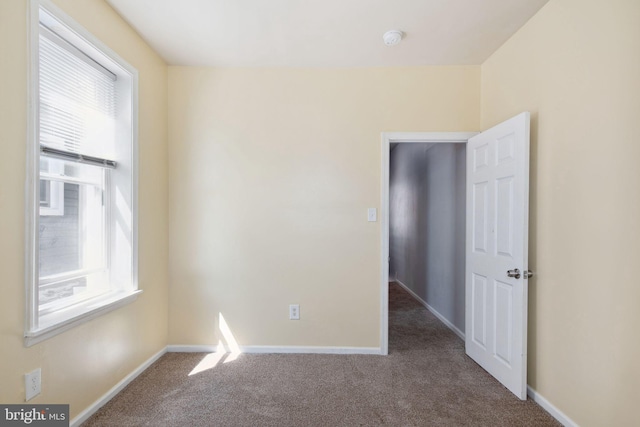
188,313,243,376
188,341,226,376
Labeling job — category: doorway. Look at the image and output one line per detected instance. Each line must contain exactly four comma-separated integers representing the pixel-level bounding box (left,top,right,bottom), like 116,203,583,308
379,132,477,355
388,141,466,340
380,112,531,400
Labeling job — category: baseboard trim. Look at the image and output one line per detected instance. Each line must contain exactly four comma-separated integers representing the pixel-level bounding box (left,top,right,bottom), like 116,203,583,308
168,344,382,355
394,279,465,340
527,386,578,427
69,347,167,427
167,345,218,353
241,346,381,355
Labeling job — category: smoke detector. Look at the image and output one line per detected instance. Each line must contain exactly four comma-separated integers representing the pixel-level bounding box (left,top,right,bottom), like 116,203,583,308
383,30,404,46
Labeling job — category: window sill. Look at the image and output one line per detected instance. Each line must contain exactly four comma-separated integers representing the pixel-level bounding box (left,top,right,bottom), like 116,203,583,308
24,289,142,347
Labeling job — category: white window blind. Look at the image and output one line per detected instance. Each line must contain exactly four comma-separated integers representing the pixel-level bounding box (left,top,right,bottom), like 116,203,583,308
39,26,117,161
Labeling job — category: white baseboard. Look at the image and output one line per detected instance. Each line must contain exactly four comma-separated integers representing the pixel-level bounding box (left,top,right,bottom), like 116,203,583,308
527,386,579,427
70,347,167,427
241,345,381,355
394,279,465,340
168,344,381,355
167,345,218,353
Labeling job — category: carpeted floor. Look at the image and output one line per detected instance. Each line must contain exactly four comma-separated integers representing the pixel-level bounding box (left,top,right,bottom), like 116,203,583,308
83,282,559,426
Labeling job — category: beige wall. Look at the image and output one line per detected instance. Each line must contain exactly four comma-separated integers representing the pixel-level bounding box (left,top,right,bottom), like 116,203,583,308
4,0,634,423
168,66,479,347
0,0,169,419
481,0,640,425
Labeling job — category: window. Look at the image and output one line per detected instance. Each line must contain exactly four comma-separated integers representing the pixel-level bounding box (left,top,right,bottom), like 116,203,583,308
26,1,139,345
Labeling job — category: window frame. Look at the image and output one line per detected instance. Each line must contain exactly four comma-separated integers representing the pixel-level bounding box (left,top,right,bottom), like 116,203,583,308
25,0,140,346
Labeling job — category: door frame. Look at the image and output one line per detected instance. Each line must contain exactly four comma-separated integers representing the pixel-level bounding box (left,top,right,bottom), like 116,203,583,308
379,132,478,355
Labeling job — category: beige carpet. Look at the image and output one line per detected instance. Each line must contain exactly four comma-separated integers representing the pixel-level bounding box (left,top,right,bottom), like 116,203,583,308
83,283,559,426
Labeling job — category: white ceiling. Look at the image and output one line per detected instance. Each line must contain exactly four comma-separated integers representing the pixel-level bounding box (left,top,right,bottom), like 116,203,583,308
105,0,548,67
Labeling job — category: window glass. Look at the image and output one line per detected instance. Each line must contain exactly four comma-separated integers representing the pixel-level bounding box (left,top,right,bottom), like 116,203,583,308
38,158,108,308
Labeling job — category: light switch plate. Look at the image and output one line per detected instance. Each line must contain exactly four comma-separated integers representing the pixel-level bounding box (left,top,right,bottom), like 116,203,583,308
367,208,377,222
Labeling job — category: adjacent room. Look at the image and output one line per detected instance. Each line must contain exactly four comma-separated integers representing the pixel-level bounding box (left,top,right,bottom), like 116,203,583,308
389,142,466,339
1,0,638,426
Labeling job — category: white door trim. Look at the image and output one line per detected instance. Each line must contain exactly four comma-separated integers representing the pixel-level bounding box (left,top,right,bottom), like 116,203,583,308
379,132,478,355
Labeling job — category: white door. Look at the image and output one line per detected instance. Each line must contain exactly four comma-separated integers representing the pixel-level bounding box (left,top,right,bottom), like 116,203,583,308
465,112,530,399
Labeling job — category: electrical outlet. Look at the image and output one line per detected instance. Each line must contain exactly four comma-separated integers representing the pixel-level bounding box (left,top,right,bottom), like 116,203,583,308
25,368,41,401
289,304,300,320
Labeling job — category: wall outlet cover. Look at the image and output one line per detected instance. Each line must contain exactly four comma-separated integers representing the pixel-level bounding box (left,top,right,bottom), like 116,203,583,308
289,304,300,320
25,368,41,401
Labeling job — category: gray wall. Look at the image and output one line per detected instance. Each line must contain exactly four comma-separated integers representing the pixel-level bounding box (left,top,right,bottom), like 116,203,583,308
389,143,466,333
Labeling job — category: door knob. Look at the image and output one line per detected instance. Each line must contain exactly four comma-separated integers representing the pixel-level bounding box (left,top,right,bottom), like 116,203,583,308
507,268,521,279
524,270,534,279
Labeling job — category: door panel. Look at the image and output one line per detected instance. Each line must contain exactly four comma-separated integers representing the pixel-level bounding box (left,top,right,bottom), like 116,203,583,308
465,112,530,400
471,273,487,348
472,182,488,253
494,279,513,366
496,176,514,257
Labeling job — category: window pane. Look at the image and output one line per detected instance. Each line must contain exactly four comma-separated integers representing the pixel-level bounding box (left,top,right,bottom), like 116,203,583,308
39,180,50,206
39,159,65,215
39,181,81,276
39,157,107,306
